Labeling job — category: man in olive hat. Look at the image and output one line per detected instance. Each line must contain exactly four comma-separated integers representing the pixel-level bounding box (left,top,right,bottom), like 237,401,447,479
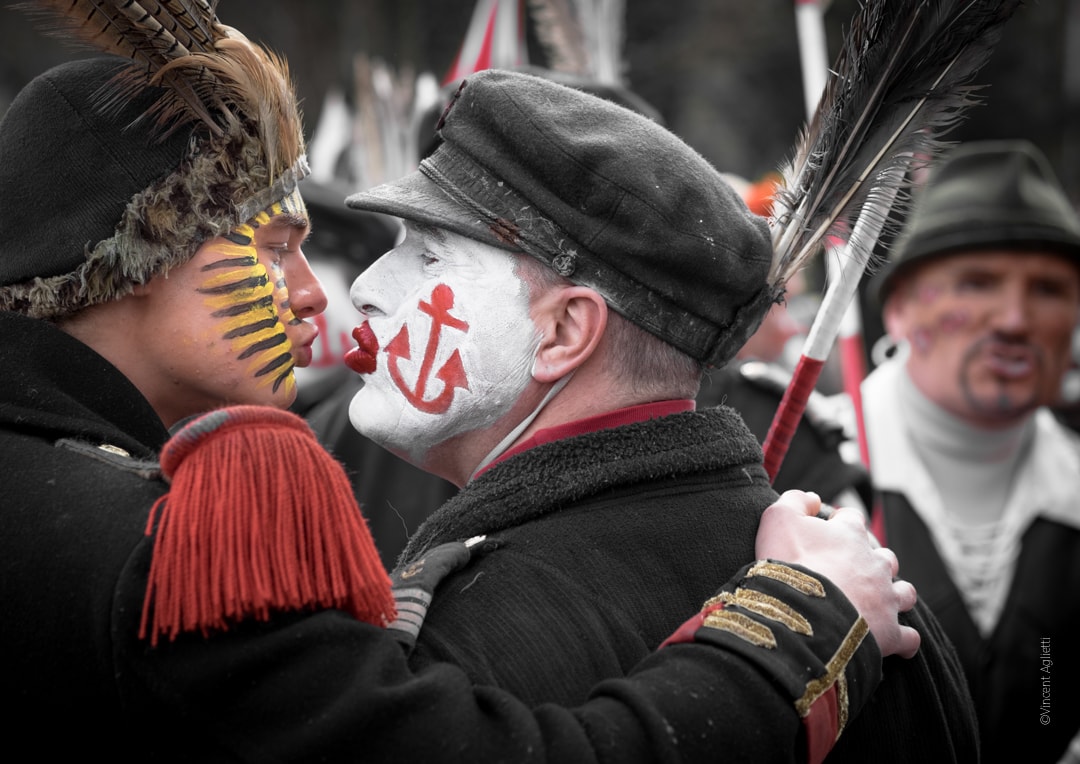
345,68,975,762
0,9,925,763
865,139,1080,763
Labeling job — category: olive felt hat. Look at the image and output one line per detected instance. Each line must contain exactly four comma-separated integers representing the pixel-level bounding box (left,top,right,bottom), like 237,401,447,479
346,69,778,367
876,139,1080,301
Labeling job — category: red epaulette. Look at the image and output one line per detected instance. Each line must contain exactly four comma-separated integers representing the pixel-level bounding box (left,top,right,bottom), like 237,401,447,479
139,406,395,645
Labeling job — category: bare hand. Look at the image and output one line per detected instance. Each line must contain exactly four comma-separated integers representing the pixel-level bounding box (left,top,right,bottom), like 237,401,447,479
755,490,920,659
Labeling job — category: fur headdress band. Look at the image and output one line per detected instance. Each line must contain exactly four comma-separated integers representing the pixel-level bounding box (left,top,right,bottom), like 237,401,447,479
0,1,308,319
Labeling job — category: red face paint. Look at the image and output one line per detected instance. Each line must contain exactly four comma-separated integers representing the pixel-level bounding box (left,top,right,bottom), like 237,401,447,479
347,223,541,473
915,284,944,305
386,284,471,414
937,309,970,335
345,321,380,375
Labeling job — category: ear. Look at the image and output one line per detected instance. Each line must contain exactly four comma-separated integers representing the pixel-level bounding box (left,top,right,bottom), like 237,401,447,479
530,286,607,383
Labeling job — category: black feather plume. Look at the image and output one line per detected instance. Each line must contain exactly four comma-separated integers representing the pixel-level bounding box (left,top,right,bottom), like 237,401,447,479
769,0,1025,287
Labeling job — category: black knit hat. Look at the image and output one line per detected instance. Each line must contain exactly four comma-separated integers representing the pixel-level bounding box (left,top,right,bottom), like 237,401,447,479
876,139,1080,301
346,69,777,367
0,53,307,320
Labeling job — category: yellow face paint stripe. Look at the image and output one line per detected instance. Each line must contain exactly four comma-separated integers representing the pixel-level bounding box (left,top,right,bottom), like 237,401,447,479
197,221,296,395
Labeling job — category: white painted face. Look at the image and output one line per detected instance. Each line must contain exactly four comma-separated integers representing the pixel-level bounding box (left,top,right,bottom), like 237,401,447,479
346,222,541,463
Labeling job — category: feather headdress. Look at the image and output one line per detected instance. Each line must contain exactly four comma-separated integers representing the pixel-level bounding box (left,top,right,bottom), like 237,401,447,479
20,0,303,175
761,0,1025,476
0,0,307,319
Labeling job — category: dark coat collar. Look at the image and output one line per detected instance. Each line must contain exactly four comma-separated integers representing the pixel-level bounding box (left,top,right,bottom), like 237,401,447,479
0,311,167,457
401,406,764,562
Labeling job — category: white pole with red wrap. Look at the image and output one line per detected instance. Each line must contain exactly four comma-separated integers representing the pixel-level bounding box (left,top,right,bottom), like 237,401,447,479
763,0,878,477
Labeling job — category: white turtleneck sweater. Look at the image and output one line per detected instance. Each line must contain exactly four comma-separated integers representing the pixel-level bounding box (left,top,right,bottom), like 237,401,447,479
896,368,1033,634
862,356,1080,638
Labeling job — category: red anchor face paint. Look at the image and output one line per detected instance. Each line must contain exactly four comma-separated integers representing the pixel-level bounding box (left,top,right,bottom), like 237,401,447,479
347,222,540,463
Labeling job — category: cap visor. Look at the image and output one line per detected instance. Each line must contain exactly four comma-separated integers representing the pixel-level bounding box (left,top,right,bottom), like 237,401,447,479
345,170,517,252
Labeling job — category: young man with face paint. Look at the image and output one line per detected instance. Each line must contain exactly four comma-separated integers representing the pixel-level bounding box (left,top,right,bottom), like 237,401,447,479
0,19,925,764
344,69,976,763
864,139,1080,764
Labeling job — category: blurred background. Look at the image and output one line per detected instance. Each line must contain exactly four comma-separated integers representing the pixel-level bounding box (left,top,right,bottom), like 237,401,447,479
2,0,1077,201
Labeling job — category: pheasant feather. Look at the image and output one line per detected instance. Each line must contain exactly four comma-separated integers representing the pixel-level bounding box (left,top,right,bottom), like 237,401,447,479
16,0,303,178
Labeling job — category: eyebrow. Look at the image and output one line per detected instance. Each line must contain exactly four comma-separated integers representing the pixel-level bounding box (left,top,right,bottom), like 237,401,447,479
952,265,1000,278
271,213,310,232
411,221,447,244
265,213,312,244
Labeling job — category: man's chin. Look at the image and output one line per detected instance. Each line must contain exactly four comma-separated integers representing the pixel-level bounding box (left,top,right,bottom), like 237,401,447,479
345,386,428,463
347,385,388,439
963,389,1041,427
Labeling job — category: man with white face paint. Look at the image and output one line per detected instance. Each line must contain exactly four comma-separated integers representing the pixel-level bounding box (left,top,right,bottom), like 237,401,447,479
347,222,543,472
864,140,1080,764
345,68,977,763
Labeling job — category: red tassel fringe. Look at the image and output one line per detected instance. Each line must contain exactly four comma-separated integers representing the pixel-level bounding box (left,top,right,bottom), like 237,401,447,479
139,406,396,645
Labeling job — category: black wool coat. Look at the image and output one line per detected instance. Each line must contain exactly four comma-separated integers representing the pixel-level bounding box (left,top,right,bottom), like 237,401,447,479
405,406,981,763
0,311,883,763
405,407,777,704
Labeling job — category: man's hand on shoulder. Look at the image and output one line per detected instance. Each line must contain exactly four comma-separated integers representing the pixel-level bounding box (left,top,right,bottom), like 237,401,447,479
756,489,921,659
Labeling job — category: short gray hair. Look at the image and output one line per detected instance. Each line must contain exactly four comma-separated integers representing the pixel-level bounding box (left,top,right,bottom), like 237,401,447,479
514,253,703,400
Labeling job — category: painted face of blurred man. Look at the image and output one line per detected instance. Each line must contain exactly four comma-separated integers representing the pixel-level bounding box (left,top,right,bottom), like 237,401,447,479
884,250,1080,429
347,222,542,479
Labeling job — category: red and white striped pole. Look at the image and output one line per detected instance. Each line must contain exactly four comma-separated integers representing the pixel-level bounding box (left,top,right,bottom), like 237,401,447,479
443,0,529,85
763,0,875,477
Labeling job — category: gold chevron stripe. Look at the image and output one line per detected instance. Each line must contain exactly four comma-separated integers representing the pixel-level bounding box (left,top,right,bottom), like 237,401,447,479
706,589,813,636
702,609,777,649
747,561,826,597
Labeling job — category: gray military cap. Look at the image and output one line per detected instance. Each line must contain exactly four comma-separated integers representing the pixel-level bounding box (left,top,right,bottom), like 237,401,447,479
346,69,778,367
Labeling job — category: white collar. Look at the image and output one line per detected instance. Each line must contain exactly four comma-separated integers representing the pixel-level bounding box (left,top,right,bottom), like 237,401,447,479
862,358,1080,531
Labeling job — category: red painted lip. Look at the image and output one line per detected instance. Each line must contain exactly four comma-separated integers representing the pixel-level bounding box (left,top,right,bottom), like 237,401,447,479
344,322,379,374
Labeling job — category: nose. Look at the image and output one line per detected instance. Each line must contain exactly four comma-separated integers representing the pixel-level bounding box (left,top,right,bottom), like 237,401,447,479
991,280,1032,336
283,249,329,320
350,250,399,317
